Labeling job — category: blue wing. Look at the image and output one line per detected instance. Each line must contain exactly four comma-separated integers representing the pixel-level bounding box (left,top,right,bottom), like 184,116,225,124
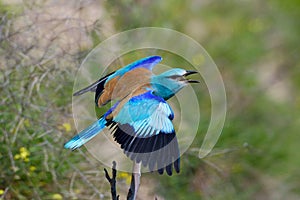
106,91,180,175
105,55,162,82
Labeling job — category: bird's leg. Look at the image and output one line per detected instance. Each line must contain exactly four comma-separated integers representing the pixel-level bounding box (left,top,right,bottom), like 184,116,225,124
127,161,141,200
133,162,141,198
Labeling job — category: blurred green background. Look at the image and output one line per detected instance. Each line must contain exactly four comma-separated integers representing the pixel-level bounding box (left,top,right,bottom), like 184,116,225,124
1,0,300,199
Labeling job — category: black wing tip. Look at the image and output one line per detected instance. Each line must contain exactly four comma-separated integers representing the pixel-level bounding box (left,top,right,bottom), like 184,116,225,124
109,122,181,176
73,91,83,96
72,87,94,96
158,168,164,175
166,164,173,176
157,160,180,176
174,158,180,173
72,71,116,97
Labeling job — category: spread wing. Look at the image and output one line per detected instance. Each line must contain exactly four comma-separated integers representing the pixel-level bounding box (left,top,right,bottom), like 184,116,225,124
72,56,162,107
105,90,180,176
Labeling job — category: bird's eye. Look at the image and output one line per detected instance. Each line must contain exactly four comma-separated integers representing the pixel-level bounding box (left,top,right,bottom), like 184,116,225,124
169,75,181,79
169,75,185,81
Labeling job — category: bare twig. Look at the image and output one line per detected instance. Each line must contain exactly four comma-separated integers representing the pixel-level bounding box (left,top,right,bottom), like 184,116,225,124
2,129,16,171
104,161,119,200
67,160,103,198
104,161,142,200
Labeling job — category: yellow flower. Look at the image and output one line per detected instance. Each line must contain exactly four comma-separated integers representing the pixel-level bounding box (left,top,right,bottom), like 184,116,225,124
52,193,63,200
19,147,30,160
19,147,27,153
62,123,72,132
20,151,29,159
118,172,131,184
15,147,30,162
0,189,4,195
29,166,36,172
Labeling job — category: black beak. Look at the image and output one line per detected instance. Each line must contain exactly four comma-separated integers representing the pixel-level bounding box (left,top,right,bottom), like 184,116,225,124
184,70,198,76
184,70,200,83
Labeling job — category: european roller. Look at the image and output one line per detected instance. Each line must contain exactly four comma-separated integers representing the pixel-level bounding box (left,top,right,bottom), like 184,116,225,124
64,55,199,176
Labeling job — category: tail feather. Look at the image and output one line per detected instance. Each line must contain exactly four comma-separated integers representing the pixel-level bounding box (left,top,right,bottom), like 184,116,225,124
64,118,106,150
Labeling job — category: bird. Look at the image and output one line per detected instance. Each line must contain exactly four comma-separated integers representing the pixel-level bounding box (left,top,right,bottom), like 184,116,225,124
64,55,199,176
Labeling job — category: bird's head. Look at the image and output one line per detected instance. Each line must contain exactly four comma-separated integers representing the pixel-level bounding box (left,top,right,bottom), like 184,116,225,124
151,68,199,99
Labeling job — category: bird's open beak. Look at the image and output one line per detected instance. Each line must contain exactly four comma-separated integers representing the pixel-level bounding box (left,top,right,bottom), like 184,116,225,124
184,70,200,83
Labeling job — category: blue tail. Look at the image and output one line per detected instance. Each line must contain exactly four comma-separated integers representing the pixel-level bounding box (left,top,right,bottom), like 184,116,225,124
64,118,106,150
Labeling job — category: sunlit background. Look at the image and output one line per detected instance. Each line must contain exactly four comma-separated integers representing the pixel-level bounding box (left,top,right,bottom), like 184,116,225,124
1,0,300,199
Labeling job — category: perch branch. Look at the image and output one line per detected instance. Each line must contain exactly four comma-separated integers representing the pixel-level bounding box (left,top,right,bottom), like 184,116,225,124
104,161,119,200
